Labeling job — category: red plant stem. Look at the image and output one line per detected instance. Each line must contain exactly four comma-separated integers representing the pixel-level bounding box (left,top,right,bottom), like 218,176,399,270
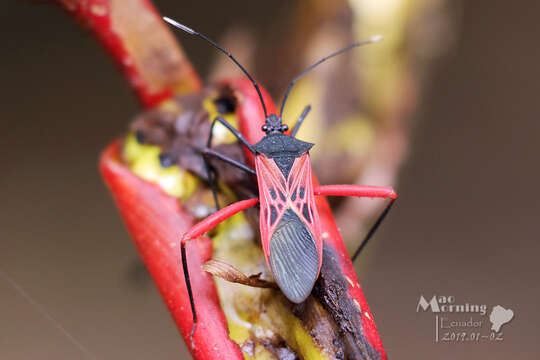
98,79,275,359
57,0,202,108
314,176,387,357
100,142,245,359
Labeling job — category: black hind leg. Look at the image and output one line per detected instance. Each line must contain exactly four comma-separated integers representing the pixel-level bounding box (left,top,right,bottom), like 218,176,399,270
207,116,256,153
351,199,396,262
202,116,256,210
181,243,198,348
203,159,220,210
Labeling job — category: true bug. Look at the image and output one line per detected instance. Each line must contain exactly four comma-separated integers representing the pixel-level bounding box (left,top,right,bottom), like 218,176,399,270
164,16,397,341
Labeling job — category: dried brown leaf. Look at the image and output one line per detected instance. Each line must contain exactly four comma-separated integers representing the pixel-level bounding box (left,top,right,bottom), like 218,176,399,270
202,259,278,289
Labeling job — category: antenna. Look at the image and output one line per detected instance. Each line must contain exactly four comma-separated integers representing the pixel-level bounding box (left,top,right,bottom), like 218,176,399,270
279,35,383,118
163,17,268,118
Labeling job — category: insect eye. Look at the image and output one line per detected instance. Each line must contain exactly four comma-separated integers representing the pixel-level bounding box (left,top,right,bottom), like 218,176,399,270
261,124,269,132
281,124,288,132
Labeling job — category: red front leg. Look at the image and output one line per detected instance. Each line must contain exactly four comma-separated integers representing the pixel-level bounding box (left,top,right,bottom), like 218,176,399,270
181,197,259,348
314,185,397,262
313,184,397,200
182,198,259,243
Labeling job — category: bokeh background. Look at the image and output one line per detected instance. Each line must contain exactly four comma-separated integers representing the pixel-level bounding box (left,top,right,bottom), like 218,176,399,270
2,0,539,359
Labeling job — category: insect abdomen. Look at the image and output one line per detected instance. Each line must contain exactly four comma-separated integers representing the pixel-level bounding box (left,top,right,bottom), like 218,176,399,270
268,209,319,303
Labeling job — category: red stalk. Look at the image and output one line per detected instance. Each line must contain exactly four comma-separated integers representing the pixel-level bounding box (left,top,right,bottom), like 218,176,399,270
100,141,244,359
58,0,202,108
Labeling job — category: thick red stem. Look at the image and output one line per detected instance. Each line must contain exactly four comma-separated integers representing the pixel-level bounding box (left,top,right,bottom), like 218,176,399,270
100,142,244,359
58,0,202,108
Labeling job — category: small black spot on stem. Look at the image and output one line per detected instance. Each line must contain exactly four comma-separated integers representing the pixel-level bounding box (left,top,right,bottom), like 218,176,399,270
159,153,174,168
135,130,146,144
214,96,237,114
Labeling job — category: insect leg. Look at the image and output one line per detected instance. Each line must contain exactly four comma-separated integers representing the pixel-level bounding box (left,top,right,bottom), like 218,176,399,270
313,184,396,199
350,200,395,262
203,116,256,209
290,104,311,138
313,184,397,262
180,198,259,348
202,148,256,175
203,159,221,210
208,116,256,153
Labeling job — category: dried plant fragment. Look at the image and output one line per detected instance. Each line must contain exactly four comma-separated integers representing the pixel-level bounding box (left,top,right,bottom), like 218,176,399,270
202,259,278,289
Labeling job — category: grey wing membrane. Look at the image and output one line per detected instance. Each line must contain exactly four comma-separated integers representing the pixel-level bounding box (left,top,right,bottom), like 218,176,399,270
268,209,319,303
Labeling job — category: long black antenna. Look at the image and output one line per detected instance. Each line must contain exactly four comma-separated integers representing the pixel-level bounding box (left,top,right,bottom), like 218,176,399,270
279,35,382,118
163,16,268,118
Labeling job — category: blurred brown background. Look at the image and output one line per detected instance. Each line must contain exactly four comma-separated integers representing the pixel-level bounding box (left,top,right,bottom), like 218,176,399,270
1,0,539,359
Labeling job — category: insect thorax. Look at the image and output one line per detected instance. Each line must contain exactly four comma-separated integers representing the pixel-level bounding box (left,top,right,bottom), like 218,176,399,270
253,133,314,178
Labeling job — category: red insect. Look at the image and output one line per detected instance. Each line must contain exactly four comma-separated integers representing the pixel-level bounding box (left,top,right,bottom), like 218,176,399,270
164,17,397,340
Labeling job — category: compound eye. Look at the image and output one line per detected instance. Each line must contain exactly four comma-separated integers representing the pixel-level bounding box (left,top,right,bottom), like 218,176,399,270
281,124,289,132
261,124,269,132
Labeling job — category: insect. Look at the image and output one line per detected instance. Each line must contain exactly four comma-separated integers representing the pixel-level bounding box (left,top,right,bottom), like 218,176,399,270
164,16,397,341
